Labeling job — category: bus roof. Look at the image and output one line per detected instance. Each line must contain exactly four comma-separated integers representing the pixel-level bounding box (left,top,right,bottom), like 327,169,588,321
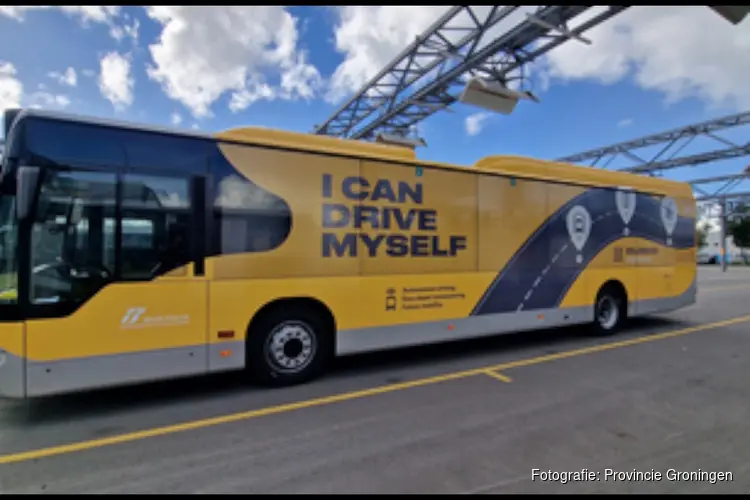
9,108,693,198
474,156,694,198
10,108,417,163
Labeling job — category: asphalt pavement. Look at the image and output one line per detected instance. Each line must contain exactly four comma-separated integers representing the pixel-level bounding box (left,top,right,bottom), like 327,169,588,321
1,265,749,494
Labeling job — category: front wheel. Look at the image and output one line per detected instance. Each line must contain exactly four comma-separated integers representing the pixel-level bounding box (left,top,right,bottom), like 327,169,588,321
591,287,626,336
246,308,332,386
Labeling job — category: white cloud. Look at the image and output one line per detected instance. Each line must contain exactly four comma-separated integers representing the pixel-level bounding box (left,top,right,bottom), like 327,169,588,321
170,112,182,125
0,6,120,23
617,118,633,128
327,6,448,103
0,6,139,45
543,7,750,110
48,67,77,87
109,16,139,45
98,52,134,110
0,63,70,113
279,53,323,100
0,62,23,111
465,112,490,136
228,78,275,114
144,7,322,118
28,92,71,110
326,6,541,105
327,6,750,117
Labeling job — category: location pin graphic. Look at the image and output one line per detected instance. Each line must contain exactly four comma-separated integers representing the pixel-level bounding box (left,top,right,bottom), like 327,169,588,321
660,197,678,246
566,205,592,264
615,190,637,236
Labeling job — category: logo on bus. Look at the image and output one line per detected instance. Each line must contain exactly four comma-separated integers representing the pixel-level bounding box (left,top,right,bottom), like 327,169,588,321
120,307,190,329
122,307,147,325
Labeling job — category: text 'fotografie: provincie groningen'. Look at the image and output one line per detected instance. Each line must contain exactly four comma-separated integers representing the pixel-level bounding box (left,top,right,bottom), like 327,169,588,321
532,468,733,484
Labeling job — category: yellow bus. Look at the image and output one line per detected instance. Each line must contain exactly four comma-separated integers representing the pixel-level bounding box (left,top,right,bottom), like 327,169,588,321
0,109,697,398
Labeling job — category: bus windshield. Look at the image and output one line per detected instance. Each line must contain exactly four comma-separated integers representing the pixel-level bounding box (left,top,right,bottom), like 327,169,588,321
28,169,117,306
0,193,18,303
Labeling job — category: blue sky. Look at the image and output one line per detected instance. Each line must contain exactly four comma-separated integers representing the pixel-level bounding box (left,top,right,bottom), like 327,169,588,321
1,6,748,204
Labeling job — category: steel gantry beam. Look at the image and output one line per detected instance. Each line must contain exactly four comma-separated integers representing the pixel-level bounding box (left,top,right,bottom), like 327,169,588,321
560,115,750,272
314,5,629,140
690,172,749,187
690,167,750,200
557,111,750,175
694,171,750,213
696,191,750,203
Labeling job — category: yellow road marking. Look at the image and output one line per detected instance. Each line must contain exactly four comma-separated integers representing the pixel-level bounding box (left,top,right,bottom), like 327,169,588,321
1,313,750,466
484,371,512,383
485,314,750,372
699,275,750,282
701,284,750,293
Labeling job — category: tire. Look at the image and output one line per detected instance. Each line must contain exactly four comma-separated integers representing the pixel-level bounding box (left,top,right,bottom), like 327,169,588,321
246,307,332,386
591,286,626,336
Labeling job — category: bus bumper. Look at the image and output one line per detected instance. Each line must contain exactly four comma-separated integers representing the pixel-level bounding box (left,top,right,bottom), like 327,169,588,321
0,322,25,399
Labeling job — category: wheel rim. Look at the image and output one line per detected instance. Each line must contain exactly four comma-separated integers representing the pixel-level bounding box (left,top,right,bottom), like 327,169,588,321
264,320,317,374
597,295,619,330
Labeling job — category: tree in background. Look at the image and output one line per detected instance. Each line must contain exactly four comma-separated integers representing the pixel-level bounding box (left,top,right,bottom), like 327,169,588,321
727,203,750,264
695,221,711,248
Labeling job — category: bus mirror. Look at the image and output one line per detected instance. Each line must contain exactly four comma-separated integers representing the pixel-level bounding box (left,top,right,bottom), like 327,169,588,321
70,197,84,226
16,166,40,221
3,108,21,139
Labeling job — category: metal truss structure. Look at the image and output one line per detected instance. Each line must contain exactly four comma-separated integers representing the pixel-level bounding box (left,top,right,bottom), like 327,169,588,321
696,190,750,204
691,169,750,202
559,114,750,267
558,110,750,220
557,111,750,176
695,189,750,224
314,5,628,140
692,174,750,224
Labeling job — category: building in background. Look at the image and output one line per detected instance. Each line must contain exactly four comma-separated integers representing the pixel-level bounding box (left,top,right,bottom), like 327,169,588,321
697,228,746,264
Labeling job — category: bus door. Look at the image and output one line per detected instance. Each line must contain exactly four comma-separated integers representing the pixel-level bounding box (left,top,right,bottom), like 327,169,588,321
115,171,209,366
24,170,209,395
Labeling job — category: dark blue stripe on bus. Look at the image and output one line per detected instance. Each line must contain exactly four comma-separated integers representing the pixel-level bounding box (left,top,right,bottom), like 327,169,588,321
471,188,695,316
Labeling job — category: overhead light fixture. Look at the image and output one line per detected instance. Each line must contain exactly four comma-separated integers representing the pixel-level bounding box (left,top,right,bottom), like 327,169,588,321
375,132,427,149
458,77,540,115
708,6,749,25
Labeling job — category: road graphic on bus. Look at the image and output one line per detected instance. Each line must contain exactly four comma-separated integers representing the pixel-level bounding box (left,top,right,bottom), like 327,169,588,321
472,188,695,315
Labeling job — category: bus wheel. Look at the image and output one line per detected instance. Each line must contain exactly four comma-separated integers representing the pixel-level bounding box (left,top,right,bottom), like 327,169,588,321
592,284,626,336
247,308,332,386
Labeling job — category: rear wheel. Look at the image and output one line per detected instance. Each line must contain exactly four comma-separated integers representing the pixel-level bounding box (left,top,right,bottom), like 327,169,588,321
591,286,626,336
246,307,332,386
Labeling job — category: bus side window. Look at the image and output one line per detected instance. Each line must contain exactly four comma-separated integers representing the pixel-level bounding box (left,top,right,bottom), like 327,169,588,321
120,174,192,280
